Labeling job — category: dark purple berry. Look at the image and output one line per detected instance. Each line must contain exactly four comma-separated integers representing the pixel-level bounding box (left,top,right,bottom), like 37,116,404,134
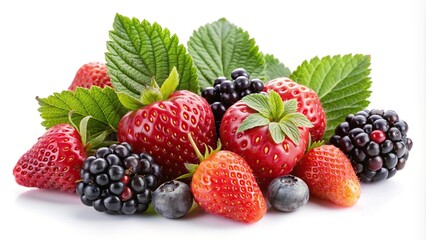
388,127,402,141
210,102,226,119
372,168,389,182
364,141,380,157
339,136,354,153
394,120,408,135
383,110,399,124
373,119,389,132
231,68,249,80
367,156,383,171
219,80,235,93
213,76,226,86
250,79,264,93
234,76,251,91
350,115,367,128
201,87,217,104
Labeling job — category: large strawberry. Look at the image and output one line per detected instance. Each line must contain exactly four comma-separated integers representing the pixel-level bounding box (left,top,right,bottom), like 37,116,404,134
263,77,326,141
292,144,361,207
183,135,267,223
220,91,312,190
117,68,216,181
13,123,87,193
68,62,112,90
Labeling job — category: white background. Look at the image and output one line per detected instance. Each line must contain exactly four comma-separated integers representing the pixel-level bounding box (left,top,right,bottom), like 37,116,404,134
1,0,425,239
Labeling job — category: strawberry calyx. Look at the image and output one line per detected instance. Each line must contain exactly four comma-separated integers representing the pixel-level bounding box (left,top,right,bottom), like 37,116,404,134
178,133,221,180
237,90,313,144
67,112,112,155
117,67,180,110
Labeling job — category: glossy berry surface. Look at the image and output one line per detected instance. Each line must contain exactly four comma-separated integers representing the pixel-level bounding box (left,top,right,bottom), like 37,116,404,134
330,109,413,183
201,68,264,135
77,142,161,215
152,180,193,219
267,175,309,212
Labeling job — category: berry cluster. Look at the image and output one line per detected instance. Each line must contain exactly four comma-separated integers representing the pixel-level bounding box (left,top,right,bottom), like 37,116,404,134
201,68,264,132
330,109,413,183
77,142,161,214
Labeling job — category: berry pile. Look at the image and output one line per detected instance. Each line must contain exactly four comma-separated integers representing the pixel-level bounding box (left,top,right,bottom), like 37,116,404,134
201,68,264,132
330,109,413,183
77,142,161,214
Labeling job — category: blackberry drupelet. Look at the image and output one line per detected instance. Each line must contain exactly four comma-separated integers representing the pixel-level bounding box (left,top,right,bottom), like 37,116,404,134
201,68,265,134
77,142,162,214
330,109,413,183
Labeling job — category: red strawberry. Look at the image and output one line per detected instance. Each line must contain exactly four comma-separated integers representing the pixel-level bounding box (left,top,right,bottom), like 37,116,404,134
293,144,361,207
117,68,216,181
13,124,87,193
264,77,326,141
220,91,312,190
68,62,112,90
185,135,267,223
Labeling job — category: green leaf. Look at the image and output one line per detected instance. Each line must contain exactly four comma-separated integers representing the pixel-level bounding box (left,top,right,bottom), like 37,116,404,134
241,93,271,118
106,14,198,99
37,86,128,138
285,113,313,128
160,67,179,100
264,54,291,80
237,113,270,133
269,122,285,144
140,86,162,105
267,91,284,120
290,54,371,141
187,18,265,89
279,121,301,145
282,99,298,117
117,92,143,110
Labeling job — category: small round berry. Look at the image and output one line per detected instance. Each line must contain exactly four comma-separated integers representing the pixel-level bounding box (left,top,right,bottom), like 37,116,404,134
152,181,193,219
373,119,389,132
250,79,264,93
104,196,122,211
201,87,217,104
231,68,249,80
106,154,121,166
370,130,386,143
383,153,398,169
367,156,383,171
210,102,227,119
239,89,252,98
394,120,408,135
89,158,109,175
393,141,407,158
213,76,226,86
383,110,399,124
335,122,350,136
387,127,402,141
122,200,137,215
95,173,109,186
234,76,251,91
363,124,373,134
339,136,354,153
267,175,309,212
354,133,370,148
108,165,124,181
364,141,380,157
219,80,235,93
380,140,394,154
220,91,239,107
96,147,111,158
93,199,107,212
350,115,367,128
373,168,389,182
109,182,125,195
114,144,130,158
370,109,384,116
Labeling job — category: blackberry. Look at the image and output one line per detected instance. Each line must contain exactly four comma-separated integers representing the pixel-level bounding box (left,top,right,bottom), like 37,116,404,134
77,142,161,214
201,68,264,134
330,109,413,183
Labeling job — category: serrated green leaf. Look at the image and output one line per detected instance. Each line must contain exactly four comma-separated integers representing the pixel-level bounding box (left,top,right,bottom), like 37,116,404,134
269,122,285,144
290,54,371,141
264,54,291,80
285,113,313,128
160,67,179,99
268,91,284,120
282,99,298,117
106,14,198,99
279,121,300,145
37,86,128,139
187,18,265,89
237,113,270,133
117,92,143,110
241,93,271,118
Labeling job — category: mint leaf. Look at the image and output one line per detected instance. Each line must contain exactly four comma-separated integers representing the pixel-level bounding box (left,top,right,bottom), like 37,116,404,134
241,93,271,118
269,122,285,144
282,99,298,117
187,18,265,89
290,54,371,141
267,91,284,120
237,113,270,133
37,87,128,138
264,54,291,80
279,121,300,145
106,14,198,99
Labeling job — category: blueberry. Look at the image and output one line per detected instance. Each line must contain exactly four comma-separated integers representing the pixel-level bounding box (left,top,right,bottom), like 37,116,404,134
152,180,193,219
267,175,309,212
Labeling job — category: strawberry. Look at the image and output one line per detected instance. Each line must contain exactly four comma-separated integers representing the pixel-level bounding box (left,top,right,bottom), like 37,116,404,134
68,62,112,90
13,123,87,193
292,144,361,207
184,135,267,223
263,77,326,141
220,91,312,190
117,68,217,181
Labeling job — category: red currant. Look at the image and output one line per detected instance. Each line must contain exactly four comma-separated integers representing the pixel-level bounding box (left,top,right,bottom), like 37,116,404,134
370,130,386,143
